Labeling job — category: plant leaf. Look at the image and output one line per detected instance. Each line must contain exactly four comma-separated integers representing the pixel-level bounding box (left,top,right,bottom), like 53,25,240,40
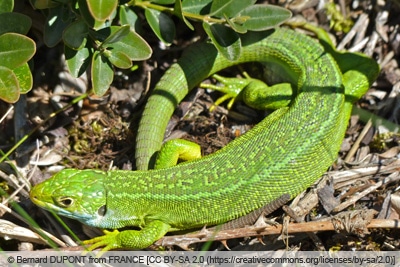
203,23,240,61
77,0,105,30
13,63,33,94
65,45,91,77
182,0,212,15
224,14,246,34
145,8,175,45
31,0,61,9
0,12,32,35
239,4,291,31
173,0,194,30
91,50,113,96
0,1,13,13
151,0,175,4
210,0,255,17
44,5,74,47
0,66,19,103
87,0,118,21
63,19,88,50
97,26,152,61
0,33,36,70
119,5,142,32
105,50,132,69
101,24,130,46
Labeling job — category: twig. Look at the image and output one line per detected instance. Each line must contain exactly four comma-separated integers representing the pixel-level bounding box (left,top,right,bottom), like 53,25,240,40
154,218,400,249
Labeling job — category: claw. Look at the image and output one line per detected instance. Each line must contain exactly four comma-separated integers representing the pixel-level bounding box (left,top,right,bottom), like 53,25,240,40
200,73,254,111
82,229,120,256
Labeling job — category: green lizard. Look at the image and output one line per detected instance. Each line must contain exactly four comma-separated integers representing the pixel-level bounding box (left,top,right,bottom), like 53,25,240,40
30,26,379,251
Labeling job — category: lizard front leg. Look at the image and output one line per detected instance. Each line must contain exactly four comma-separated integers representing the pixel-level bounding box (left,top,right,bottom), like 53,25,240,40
83,220,171,252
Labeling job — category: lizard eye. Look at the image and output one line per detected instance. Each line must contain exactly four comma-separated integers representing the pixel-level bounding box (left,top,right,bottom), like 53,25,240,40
97,205,106,216
57,197,74,207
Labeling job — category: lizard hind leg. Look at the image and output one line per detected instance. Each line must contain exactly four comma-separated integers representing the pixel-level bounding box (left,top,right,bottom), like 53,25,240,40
201,73,293,111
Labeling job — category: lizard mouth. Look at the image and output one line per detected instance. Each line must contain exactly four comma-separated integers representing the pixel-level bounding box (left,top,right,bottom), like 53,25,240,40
30,183,46,207
30,187,57,211
30,189,77,219
30,183,65,213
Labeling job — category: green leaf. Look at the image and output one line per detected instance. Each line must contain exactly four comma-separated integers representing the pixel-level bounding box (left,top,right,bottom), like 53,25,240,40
101,25,130,46
91,50,113,96
145,8,175,45
77,0,105,30
0,0,13,13
151,0,176,4
63,19,88,50
119,5,142,32
203,23,240,61
224,14,246,34
0,33,36,70
173,0,194,30
65,45,91,77
13,63,33,94
210,0,255,17
182,0,212,15
238,4,291,31
107,33,152,61
0,12,32,35
44,5,74,47
31,0,60,9
105,50,132,69
87,0,118,21
0,66,19,103
97,26,152,61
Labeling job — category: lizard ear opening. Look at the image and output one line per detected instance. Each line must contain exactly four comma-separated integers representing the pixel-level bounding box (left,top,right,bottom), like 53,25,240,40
97,205,106,216
57,197,74,208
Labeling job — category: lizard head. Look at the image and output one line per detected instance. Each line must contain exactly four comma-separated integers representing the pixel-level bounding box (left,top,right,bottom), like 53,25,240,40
30,169,108,227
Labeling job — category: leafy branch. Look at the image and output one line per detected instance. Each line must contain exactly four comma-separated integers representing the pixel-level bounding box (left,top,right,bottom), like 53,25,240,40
1,0,291,100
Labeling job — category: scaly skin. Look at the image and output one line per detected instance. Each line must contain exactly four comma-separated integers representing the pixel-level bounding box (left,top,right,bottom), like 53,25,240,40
30,27,379,251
